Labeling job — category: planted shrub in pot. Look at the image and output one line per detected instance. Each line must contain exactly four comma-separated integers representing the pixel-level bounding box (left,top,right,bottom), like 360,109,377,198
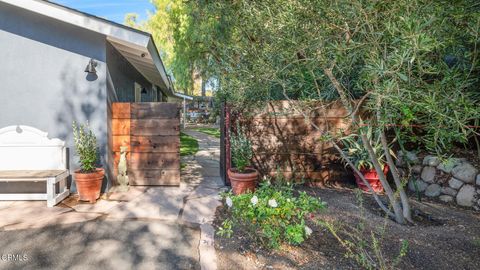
227,124,258,195
72,121,104,203
341,127,395,193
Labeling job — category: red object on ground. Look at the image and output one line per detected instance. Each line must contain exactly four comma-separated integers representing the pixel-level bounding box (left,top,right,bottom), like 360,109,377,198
227,168,258,195
75,168,104,203
353,166,389,193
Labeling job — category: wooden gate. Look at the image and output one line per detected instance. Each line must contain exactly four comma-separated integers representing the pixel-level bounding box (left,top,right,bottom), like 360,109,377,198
111,102,180,186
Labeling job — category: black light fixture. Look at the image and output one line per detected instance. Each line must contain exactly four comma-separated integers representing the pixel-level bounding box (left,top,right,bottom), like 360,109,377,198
141,87,147,94
85,59,97,74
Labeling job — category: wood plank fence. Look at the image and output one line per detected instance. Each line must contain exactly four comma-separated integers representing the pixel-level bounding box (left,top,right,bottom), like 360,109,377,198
112,103,181,186
222,100,355,186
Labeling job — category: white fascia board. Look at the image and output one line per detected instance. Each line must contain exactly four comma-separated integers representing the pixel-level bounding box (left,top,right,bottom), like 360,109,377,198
147,39,171,93
2,0,151,47
173,93,194,100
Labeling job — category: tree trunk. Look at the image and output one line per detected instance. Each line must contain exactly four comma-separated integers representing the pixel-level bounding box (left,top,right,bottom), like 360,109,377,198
279,83,396,219
331,142,396,219
324,67,406,224
359,131,405,224
375,97,412,222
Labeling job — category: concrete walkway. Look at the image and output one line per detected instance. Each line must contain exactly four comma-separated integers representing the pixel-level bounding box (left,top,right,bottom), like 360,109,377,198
180,129,224,270
0,128,224,270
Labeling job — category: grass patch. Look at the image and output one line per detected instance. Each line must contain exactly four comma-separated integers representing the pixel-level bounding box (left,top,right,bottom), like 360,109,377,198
194,127,221,138
180,132,199,156
473,238,480,247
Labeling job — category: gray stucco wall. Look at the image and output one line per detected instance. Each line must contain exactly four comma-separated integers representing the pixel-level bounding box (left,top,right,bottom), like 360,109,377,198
106,42,156,102
0,2,107,192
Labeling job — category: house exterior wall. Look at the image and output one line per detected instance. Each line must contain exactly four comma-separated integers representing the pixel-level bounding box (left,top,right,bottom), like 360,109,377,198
0,2,108,192
106,68,118,188
105,43,168,185
106,42,157,103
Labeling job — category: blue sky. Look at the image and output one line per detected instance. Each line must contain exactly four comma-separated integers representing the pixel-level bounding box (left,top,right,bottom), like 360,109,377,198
52,0,154,24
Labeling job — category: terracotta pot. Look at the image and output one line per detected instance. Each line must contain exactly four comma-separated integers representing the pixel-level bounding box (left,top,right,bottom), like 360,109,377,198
227,168,258,195
75,168,104,203
353,166,389,193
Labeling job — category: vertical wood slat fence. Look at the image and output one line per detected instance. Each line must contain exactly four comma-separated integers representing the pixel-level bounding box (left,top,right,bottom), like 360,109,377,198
111,102,181,186
221,100,355,186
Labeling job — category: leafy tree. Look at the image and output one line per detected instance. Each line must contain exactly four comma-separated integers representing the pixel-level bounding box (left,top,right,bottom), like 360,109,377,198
126,1,222,94
144,0,480,223
125,1,192,93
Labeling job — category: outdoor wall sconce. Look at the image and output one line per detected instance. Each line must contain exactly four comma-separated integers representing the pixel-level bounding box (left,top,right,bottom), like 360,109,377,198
84,59,97,74
141,87,147,94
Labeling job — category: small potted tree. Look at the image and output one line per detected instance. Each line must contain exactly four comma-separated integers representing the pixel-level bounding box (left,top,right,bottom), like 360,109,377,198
227,124,258,194
72,121,104,203
341,127,395,193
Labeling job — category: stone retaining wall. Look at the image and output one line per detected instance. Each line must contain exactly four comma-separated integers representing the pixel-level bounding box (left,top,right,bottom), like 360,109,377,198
399,153,480,210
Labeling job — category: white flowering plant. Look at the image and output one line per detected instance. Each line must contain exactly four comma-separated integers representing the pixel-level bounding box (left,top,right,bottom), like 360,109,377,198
218,181,326,249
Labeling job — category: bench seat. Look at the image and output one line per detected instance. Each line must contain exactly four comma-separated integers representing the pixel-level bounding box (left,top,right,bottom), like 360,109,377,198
0,170,68,180
0,126,70,207
0,169,70,207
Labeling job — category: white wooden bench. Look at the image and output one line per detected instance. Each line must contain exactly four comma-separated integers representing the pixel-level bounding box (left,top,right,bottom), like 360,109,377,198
0,125,70,207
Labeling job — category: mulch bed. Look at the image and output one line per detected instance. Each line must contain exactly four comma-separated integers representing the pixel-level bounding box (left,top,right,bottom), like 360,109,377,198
213,187,480,270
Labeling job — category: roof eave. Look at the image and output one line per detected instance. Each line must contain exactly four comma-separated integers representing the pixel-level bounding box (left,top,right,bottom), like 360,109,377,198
1,0,174,96
147,39,174,96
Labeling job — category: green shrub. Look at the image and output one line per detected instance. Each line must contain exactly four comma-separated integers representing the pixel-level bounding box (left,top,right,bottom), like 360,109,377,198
72,121,99,173
218,182,326,249
340,126,396,170
230,124,253,172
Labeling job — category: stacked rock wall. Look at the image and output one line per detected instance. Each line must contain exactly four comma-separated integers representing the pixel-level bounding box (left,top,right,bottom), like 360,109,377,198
401,153,480,209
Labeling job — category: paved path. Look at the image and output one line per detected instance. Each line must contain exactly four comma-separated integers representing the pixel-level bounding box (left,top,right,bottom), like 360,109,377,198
0,128,224,270
180,129,224,270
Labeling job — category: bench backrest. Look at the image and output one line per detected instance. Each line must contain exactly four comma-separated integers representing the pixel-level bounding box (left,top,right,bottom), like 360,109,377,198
0,126,66,170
